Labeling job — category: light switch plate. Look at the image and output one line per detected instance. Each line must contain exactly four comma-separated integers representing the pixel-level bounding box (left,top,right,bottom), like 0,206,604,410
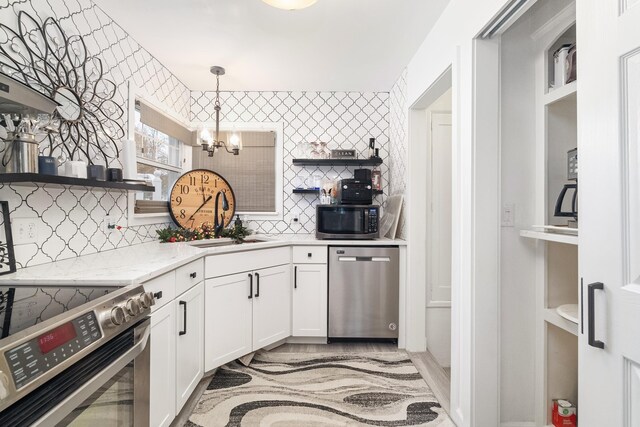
501,203,515,227
12,218,38,244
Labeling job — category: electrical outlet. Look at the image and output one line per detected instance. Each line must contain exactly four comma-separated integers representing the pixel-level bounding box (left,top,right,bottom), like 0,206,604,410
501,203,515,227
103,215,117,233
12,218,38,244
290,209,301,224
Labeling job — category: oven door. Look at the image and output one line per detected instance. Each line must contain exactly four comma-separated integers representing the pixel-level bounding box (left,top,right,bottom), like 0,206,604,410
1,319,151,427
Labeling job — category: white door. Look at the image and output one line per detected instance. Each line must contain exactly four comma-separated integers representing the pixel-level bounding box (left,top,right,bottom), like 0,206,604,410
175,282,204,413
204,273,253,371
292,264,328,337
426,112,452,368
252,264,291,349
149,301,176,427
579,2,640,426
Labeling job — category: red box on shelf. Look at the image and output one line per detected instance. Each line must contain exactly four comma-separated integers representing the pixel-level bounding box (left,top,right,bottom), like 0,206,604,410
552,399,577,427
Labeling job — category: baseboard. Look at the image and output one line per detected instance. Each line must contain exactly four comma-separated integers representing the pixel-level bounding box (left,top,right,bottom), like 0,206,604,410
285,336,329,345
500,422,536,427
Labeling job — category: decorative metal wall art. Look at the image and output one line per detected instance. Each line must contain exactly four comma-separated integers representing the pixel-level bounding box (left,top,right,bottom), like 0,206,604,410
0,201,16,276
0,11,125,166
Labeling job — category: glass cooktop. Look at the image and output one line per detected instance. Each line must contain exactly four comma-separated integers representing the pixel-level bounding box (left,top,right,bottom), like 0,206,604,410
0,286,116,339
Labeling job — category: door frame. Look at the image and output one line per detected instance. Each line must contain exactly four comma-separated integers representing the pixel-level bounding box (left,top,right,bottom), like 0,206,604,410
406,38,502,427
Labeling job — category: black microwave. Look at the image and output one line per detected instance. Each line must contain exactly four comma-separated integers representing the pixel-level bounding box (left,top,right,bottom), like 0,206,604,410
316,205,380,240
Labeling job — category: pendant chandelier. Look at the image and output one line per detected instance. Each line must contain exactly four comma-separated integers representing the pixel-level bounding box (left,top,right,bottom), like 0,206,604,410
200,66,242,157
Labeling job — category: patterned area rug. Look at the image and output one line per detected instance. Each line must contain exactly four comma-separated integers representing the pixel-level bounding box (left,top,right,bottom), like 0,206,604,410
188,351,454,426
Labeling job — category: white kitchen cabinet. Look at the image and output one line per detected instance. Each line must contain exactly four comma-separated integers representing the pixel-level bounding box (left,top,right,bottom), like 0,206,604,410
292,263,327,337
252,264,291,349
204,272,253,371
175,282,204,414
149,301,176,427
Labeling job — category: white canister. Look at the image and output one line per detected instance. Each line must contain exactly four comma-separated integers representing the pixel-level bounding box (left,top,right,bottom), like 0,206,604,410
65,160,88,178
553,44,572,88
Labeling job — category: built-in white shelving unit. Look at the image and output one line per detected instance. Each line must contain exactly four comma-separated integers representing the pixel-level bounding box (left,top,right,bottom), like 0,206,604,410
543,80,577,106
532,6,579,426
520,229,578,245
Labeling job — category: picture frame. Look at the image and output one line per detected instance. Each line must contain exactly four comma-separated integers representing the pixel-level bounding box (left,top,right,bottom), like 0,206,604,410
0,201,16,276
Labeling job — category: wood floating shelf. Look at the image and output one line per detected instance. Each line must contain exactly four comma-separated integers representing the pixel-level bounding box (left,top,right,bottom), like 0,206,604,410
0,173,156,192
520,229,578,245
292,158,383,166
292,188,383,195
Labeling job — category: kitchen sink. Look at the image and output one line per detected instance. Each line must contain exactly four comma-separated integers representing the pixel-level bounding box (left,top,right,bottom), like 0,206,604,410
188,238,268,248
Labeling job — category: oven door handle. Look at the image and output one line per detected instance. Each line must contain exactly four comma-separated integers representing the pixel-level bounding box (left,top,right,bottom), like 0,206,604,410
32,319,151,427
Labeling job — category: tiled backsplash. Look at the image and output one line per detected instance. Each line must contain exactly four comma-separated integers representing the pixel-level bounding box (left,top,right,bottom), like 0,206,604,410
191,91,391,234
389,69,408,239
0,0,408,270
0,0,188,268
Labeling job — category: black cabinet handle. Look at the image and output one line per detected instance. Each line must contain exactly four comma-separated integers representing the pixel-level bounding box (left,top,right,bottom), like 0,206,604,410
588,282,605,349
255,272,260,298
307,252,312,258
294,266,297,289
153,291,163,300
179,301,187,336
190,272,197,279
248,274,253,299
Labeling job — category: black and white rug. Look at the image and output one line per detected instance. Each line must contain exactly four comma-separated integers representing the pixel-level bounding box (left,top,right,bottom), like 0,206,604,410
188,351,454,426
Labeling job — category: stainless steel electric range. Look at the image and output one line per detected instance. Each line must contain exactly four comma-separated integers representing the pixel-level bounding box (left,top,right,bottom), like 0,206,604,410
0,284,156,426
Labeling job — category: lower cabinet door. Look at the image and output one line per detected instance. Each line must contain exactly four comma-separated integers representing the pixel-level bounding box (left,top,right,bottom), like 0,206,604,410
292,263,328,337
175,282,204,414
204,273,253,371
252,264,291,349
150,301,176,427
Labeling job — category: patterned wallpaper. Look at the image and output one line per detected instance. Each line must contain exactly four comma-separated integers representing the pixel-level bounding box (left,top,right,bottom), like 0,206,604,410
389,69,408,239
0,0,190,268
191,91,390,234
0,0,406,270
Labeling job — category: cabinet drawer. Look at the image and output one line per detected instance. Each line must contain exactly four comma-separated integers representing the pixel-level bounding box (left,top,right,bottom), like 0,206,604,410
205,246,290,278
176,258,204,296
292,246,327,264
143,270,176,312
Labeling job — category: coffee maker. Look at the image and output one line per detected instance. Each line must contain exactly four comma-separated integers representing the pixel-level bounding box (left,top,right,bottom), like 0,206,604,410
554,148,578,227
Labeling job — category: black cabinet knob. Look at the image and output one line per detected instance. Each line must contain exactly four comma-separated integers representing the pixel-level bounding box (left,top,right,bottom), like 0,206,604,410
190,272,197,279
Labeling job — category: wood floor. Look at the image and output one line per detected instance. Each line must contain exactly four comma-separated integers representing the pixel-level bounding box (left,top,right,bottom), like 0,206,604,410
174,342,452,426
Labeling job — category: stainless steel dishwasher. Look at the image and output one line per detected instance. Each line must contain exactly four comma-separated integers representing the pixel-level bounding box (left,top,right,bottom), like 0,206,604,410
328,246,399,340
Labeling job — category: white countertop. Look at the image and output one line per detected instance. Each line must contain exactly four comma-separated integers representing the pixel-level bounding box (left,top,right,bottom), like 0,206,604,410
0,235,405,286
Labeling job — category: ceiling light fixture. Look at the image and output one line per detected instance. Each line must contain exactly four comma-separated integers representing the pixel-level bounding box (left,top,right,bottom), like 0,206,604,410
200,66,242,157
261,0,317,11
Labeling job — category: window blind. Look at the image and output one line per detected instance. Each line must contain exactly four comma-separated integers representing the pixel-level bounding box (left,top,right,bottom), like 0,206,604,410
136,99,197,145
192,131,276,213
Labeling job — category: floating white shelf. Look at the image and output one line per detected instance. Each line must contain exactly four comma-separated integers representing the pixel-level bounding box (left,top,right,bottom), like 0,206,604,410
544,81,577,106
544,308,578,336
520,229,578,245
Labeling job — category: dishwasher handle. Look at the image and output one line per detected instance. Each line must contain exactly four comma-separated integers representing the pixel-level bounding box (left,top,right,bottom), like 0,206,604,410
338,256,391,262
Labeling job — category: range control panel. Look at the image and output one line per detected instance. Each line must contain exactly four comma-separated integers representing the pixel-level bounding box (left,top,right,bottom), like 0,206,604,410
4,312,101,389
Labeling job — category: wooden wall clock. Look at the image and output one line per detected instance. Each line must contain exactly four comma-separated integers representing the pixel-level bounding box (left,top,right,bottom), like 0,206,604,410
169,169,236,230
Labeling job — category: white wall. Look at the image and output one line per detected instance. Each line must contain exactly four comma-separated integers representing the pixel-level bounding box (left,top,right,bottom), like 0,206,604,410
499,9,538,425
403,1,526,426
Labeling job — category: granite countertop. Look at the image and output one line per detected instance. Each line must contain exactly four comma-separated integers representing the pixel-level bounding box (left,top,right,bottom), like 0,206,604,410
0,235,406,287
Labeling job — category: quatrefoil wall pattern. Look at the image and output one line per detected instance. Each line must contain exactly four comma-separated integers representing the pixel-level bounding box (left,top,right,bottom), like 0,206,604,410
0,0,409,269
191,90,392,235
0,0,190,268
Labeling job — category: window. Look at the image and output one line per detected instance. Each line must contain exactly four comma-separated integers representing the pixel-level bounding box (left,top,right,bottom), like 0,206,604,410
133,100,194,214
191,123,283,218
